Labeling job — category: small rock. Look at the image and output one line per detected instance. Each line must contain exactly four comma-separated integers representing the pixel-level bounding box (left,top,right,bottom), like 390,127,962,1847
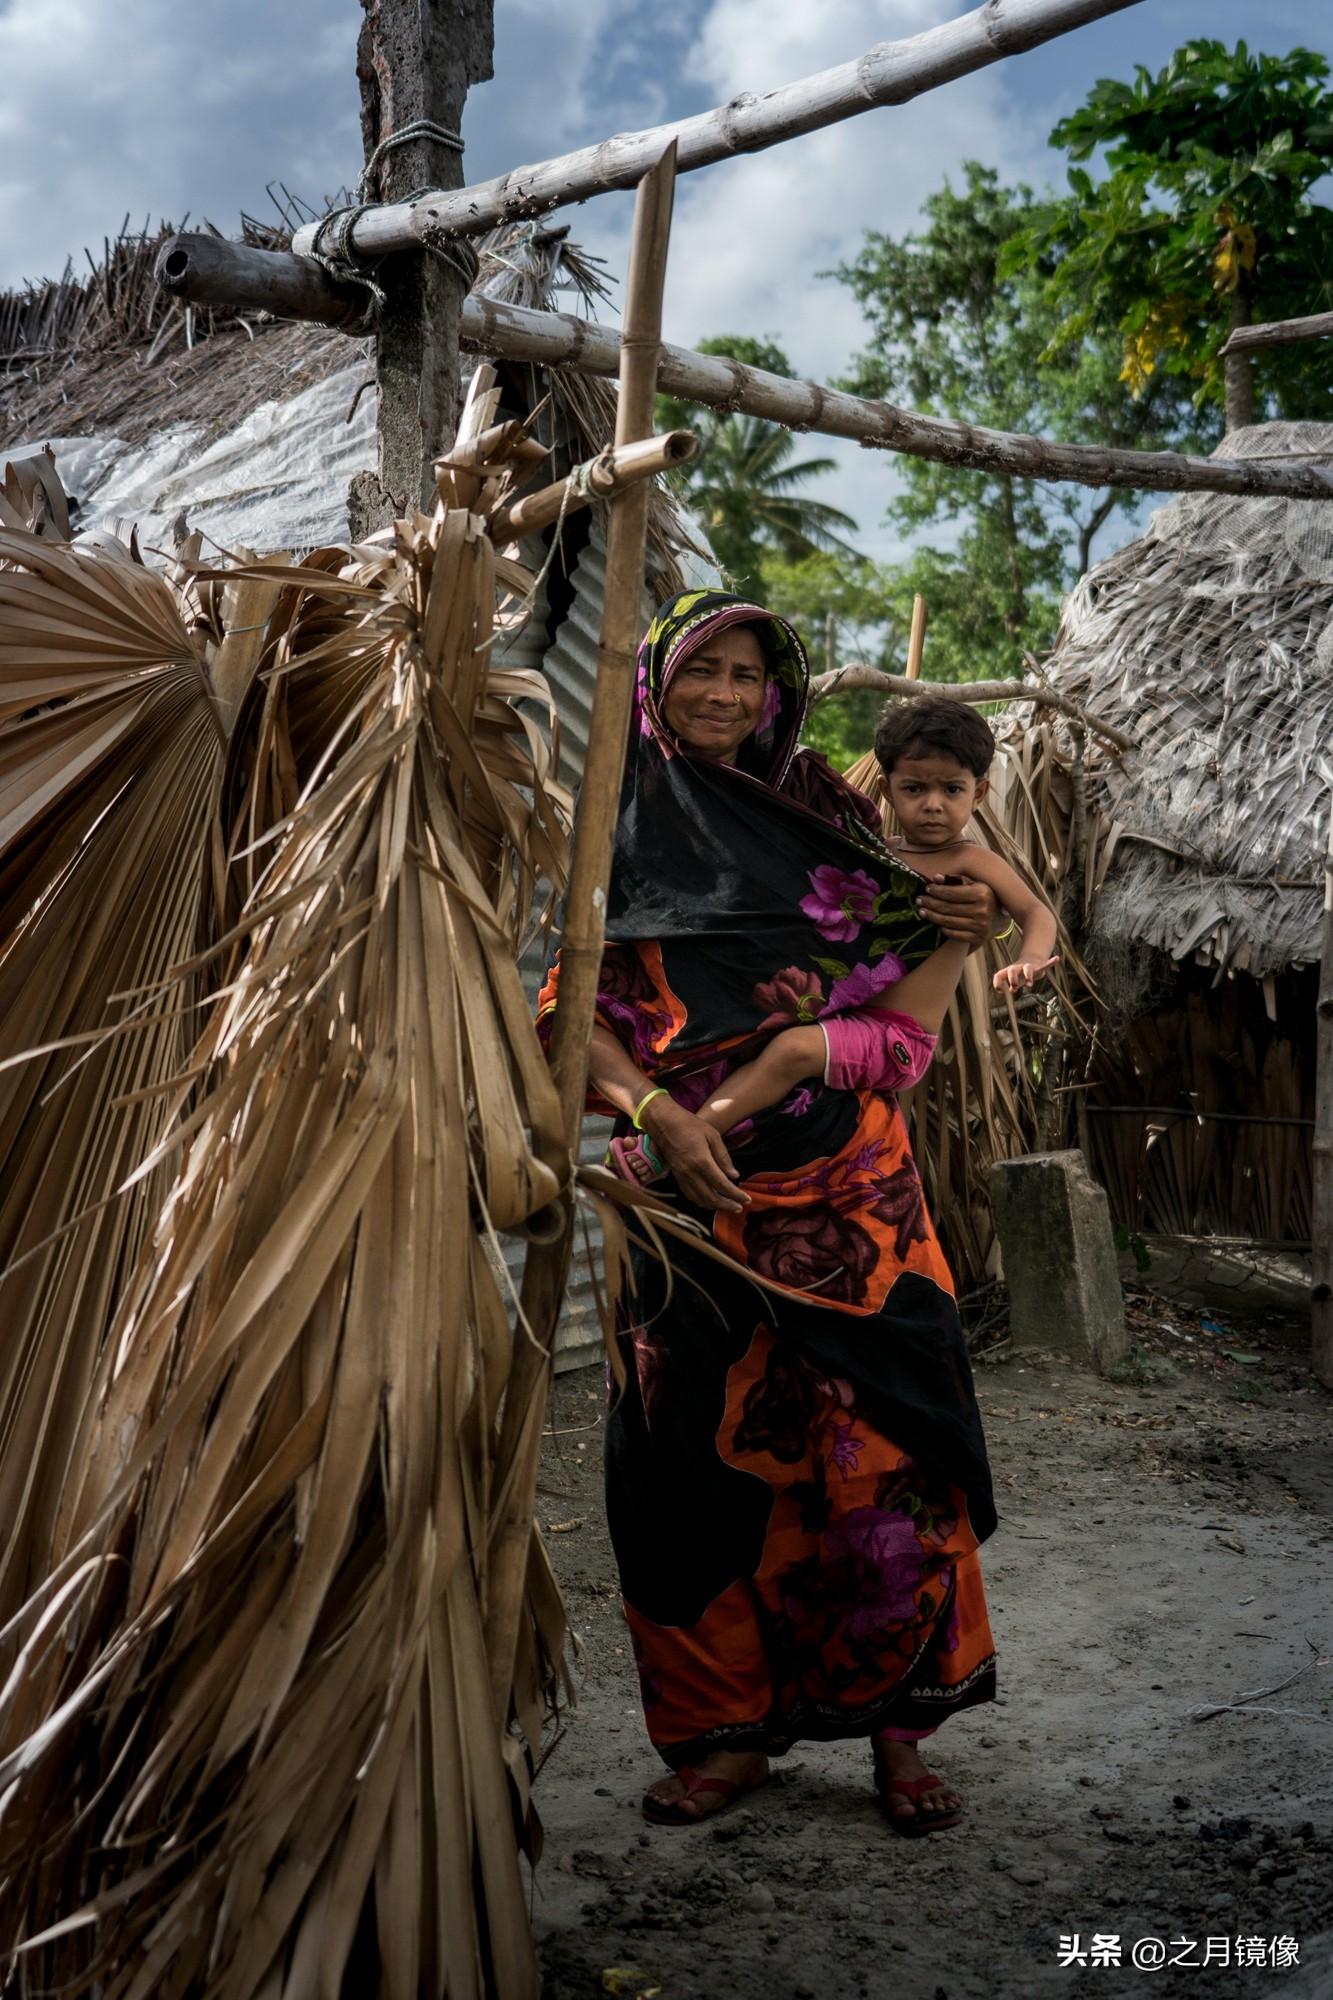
1172,1794,1190,1810
742,1883,776,1915
1009,1866,1045,1888
710,1809,753,1844
594,1787,613,1798
1077,1774,1096,1788
977,1734,1000,1748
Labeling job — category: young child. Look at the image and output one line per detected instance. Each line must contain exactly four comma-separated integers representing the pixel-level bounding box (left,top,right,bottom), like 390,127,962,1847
692,695,1059,1136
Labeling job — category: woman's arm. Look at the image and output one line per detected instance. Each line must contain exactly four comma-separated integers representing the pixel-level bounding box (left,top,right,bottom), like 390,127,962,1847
587,1026,749,1213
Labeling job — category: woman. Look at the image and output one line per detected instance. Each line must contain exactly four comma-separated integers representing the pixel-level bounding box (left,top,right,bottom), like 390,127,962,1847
538,590,999,1833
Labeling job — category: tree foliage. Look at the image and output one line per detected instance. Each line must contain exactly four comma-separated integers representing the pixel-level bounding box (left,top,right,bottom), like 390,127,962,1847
1007,41,1333,427
832,163,1206,684
656,335,859,590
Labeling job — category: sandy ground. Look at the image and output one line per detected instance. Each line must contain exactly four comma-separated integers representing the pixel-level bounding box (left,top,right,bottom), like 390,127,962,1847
530,1291,1333,2000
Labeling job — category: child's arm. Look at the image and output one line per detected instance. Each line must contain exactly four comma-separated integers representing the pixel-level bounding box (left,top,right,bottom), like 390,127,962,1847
956,850,1059,993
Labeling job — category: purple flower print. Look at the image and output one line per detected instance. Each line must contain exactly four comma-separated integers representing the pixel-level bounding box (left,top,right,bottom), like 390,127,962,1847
753,965,825,1030
826,953,906,1014
826,1419,865,1481
824,1505,928,1638
779,1085,815,1118
757,679,783,731
799,865,880,943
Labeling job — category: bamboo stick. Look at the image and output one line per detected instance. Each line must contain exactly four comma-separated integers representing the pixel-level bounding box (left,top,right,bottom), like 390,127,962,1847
1313,847,1333,1389
152,244,1333,504
484,145,678,1720
905,594,927,680
290,0,1142,261
1221,309,1333,357
811,662,1136,752
488,429,698,542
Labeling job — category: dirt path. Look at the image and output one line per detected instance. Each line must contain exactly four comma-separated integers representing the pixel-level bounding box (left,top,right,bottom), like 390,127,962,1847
532,1296,1333,2000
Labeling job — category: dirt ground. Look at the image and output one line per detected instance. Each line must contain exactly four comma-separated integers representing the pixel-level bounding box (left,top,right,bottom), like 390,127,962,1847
530,1290,1333,2000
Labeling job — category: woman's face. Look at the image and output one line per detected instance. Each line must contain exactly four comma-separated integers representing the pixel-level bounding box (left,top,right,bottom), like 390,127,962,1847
660,624,768,763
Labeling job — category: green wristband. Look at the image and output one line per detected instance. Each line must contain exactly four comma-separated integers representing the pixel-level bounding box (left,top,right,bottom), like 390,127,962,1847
632,1086,668,1130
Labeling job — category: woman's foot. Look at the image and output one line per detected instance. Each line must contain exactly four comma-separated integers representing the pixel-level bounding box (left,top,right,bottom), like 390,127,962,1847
642,1750,769,1825
872,1739,964,1835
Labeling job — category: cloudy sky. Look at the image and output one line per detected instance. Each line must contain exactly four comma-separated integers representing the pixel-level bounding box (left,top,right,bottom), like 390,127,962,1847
1,0,1327,558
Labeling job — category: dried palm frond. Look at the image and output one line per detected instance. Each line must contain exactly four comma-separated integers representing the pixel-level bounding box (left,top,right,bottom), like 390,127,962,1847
0,398,577,1997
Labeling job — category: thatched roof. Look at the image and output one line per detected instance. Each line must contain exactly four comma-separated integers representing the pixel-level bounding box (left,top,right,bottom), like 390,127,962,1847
1048,420,1333,983
0,216,690,585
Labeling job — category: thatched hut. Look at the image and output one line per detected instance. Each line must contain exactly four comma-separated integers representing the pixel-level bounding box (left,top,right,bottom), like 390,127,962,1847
1042,421,1332,1257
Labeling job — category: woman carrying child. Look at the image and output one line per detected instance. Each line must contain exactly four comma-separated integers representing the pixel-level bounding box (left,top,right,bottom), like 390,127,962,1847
538,590,1055,1832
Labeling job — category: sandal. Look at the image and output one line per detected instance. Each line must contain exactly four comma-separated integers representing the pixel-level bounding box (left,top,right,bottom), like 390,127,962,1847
873,1758,965,1838
641,1762,768,1826
607,1132,667,1187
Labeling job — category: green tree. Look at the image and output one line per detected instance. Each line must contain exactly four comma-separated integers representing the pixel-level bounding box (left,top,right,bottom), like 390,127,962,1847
833,164,1202,684
1010,41,1333,429
657,335,860,590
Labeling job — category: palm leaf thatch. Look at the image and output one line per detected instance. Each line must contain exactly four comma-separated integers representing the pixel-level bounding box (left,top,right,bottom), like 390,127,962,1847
0,383,584,1996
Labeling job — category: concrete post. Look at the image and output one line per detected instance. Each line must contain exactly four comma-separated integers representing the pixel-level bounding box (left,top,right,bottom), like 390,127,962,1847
990,1148,1129,1373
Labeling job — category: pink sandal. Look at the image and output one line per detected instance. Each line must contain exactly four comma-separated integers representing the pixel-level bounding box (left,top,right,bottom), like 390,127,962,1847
641,1763,769,1825
874,1763,965,1837
606,1132,667,1187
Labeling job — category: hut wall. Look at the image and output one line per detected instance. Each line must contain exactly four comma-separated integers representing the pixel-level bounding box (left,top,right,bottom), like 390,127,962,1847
1083,962,1315,1248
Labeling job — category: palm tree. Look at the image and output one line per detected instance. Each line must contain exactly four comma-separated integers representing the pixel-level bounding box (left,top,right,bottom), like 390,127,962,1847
674,410,860,587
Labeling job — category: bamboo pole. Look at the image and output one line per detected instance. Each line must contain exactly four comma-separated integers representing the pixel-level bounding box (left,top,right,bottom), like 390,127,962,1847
905,594,928,680
153,246,1333,505
459,297,1333,504
290,0,1142,261
484,145,678,1719
154,232,370,329
488,429,698,542
1221,309,1333,357
810,662,1136,753
1313,843,1333,1390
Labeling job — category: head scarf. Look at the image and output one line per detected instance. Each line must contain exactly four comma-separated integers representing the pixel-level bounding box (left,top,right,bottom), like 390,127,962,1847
604,589,942,1064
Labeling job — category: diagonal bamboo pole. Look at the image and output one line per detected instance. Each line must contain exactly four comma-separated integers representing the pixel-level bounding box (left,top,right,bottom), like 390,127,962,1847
152,245,1333,504
460,296,1333,504
483,145,678,1720
291,0,1142,261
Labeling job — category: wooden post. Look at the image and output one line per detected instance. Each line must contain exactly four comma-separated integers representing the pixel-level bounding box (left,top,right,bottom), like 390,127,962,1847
349,0,495,534
1313,844,1333,1389
905,594,927,679
483,146,678,1718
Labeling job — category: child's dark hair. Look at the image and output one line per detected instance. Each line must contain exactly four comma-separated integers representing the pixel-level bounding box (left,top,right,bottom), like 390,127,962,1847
874,694,995,779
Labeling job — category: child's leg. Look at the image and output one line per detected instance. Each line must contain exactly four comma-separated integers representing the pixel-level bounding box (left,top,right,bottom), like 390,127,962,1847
699,1024,826,1133
875,939,970,1035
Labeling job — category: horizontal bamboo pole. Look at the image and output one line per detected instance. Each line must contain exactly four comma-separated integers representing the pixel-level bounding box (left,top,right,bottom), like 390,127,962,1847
154,232,370,331
151,241,1333,503
290,0,1143,260
488,430,698,542
1221,309,1333,357
810,663,1136,753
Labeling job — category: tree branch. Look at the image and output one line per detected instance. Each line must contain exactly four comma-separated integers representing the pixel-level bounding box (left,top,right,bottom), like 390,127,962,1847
289,0,1143,261
1220,309,1333,357
810,663,1135,753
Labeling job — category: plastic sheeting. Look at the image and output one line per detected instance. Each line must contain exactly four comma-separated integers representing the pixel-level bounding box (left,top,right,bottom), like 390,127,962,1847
7,362,376,558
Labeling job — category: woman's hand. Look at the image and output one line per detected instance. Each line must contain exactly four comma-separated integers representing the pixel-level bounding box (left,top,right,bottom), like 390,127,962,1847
916,875,1000,945
640,1095,750,1213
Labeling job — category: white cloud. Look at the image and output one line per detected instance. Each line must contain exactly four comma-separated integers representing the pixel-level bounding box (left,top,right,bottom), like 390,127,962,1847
0,0,361,288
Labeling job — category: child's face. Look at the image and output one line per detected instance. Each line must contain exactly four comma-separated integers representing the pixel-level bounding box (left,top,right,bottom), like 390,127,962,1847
885,749,988,848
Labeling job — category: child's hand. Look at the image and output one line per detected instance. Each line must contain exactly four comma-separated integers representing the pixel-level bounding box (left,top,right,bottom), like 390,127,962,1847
992,956,1060,994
